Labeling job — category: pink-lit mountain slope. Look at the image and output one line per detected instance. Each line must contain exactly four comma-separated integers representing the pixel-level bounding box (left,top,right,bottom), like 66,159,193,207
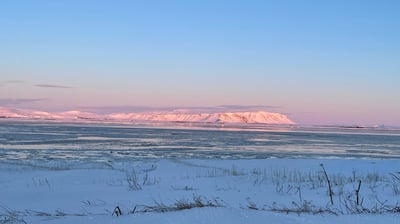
0,107,101,120
110,111,295,124
0,107,295,124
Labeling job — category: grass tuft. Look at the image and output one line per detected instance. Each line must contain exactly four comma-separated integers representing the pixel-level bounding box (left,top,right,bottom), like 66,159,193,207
136,195,224,213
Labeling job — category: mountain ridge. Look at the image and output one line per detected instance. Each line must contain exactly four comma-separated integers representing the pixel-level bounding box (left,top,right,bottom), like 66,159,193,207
0,107,295,124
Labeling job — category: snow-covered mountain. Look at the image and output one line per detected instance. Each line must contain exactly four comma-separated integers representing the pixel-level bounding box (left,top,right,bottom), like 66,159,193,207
0,107,27,118
0,107,295,124
0,107,102,120
110,111,294,124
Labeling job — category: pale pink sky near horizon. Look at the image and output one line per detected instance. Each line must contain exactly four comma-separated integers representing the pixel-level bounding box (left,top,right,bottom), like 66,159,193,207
0,79,397,126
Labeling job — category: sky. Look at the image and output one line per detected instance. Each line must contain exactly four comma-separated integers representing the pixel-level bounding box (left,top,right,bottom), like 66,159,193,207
0,0,399,125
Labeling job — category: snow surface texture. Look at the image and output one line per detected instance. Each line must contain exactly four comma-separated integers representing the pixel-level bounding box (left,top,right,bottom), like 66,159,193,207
0,107,294,124
1,159,400,224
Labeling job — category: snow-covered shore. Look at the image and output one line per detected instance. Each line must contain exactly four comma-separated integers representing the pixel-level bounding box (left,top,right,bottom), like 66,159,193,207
2,158,400,224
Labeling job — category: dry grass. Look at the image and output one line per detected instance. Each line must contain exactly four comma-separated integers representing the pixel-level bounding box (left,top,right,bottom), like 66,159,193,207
135,195,224,213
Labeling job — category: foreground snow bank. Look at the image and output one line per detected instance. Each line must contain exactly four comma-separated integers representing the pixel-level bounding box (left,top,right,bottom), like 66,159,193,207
1,159,400,224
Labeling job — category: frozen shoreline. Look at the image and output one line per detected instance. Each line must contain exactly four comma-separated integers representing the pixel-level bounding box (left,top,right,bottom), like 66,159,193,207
2,158,400,224
1,122,400,223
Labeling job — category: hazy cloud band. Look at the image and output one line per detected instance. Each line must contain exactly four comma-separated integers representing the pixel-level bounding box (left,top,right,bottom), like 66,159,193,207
35,84,72,89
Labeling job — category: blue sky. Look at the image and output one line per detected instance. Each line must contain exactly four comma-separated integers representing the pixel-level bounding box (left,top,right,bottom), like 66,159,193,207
0,0,399,125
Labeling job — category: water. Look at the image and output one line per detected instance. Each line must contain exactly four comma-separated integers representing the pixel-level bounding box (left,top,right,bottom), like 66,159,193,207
1,121,400,165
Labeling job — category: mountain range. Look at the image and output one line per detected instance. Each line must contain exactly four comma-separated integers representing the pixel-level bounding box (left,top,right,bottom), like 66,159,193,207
0,107,295,125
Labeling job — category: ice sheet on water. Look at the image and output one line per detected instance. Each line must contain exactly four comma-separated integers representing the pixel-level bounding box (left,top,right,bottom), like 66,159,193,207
1,121,400,164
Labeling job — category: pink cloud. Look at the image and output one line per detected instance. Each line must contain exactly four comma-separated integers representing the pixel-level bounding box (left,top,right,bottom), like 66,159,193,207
35,84,72,89
0,98,46,106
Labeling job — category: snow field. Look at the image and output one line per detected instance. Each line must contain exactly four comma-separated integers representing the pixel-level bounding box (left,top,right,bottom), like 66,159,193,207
1,159,400,223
